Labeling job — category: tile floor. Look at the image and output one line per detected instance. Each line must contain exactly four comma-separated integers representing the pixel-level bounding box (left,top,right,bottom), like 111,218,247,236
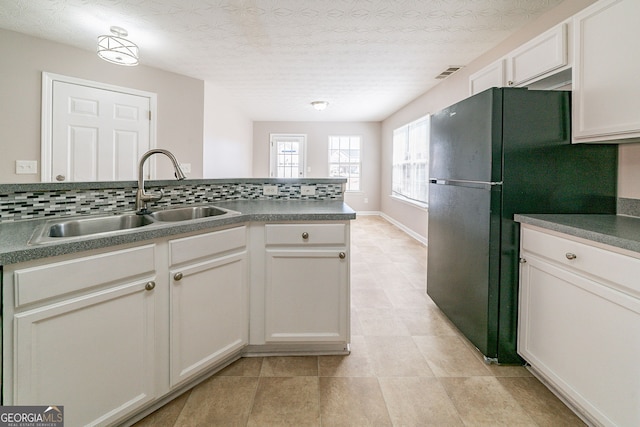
134,215,585,426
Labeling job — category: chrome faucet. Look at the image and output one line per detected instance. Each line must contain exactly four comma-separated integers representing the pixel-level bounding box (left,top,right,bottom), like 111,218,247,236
136,149,186,212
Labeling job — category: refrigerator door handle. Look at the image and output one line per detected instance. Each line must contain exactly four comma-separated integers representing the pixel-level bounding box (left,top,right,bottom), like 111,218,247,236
429,178,502,190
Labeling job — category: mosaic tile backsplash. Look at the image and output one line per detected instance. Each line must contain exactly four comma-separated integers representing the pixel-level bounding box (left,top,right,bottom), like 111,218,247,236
0,180,345,223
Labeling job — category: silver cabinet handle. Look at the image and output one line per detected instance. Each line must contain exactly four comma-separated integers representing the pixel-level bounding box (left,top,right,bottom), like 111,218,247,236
174,272,183,281
565,253,577,260
145,281,156,291
56,174,65,182
339,252,346,259
302,232,309,239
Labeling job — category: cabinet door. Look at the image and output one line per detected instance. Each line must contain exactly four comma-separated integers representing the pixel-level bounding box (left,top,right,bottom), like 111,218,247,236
170,252,248,387
469,59,505,95
519,254,640,427
265,249,348,342
14,280,157,427
572,0,640,143
508,23,568,87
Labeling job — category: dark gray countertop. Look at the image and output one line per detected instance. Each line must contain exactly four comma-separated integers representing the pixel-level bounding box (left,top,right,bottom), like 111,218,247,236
0,200,356,266
514,214,640,254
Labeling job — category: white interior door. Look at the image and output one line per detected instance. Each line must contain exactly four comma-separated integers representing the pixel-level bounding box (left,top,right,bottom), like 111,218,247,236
269,134,306,178
43,73,156,182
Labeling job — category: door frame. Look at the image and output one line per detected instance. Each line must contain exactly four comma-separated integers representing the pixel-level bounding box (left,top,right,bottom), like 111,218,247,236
269,133,307,178
41,72,158,182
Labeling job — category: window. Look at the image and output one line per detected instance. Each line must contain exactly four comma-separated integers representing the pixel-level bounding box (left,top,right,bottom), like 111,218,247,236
392,115,429,205
270,134,306,178
328,135,361,191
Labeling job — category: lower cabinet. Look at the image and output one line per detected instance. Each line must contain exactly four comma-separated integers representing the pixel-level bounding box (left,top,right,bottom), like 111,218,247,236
5,244,158,427
263,223,349,345
518,225,640,427
168,227,248,387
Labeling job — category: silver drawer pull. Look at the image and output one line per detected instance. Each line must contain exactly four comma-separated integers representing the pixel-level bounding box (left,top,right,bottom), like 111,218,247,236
339,252,346,259
145,281,156,291
174,272,183,281
565,252,577,260
302,232,309,239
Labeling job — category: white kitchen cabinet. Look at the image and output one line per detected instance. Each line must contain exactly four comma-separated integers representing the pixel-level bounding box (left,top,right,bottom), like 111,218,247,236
168,226,248,388
263,223,349,344
469,59,506,95
518,225,640,426
4,244,158,427
572,0,640,143
507,23,569,87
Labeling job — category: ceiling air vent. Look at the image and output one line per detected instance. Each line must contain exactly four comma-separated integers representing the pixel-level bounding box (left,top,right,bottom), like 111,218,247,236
435,66,463,79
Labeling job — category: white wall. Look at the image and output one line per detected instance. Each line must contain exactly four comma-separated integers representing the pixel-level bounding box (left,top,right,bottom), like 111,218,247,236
252,121,381,212
203,83,253,178
0,29,204,183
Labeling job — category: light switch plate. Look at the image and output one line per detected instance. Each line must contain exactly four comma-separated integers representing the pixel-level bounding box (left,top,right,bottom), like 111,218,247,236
263,185,278,195
301,185,316,196
16,160,38,174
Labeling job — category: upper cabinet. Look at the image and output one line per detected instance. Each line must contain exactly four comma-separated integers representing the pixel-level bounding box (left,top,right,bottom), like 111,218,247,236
572,0,640,144
469,59,506,96
470,23,570,96
508,24,568,87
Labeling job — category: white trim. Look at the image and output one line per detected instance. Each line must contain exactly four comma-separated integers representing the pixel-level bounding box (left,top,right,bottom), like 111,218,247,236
390,194,428,210
269,133,307,178
41,72,158,182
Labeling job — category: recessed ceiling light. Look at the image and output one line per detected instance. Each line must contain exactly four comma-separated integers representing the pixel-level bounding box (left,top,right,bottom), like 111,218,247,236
311,101,329,111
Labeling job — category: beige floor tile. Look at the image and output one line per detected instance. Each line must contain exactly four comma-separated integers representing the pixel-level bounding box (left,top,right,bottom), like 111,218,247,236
350,308,364,335
413,335,492,377
351,288,394,309
174,376,257,427
486,363,534,377
396,308,459,336
247,377,320,426
215,356,263,377
440,376,537,426
319,377,392,426
318,336,375,377
260,356,318,377
132,390,191,427
497,377,586,426
356,307,411,336
384,287,432,310
379,377,464,426
365,336,435,377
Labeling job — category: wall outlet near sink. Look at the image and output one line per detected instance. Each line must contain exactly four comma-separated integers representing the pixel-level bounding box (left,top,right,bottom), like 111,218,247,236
301,185,316,196
263,185,279,195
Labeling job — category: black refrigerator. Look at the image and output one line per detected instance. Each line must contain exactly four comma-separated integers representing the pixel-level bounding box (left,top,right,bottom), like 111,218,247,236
426,87,617,364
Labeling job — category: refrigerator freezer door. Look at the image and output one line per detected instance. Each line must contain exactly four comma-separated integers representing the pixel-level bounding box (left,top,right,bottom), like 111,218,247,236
426,181,502,358
429,88,502,184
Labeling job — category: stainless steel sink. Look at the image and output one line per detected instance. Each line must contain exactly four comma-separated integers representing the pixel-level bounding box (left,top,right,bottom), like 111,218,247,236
45,213,155,238
30,205,239,244
148,206,230,222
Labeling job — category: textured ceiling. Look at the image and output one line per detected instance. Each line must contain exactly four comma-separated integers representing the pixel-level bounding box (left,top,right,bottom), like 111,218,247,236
0,0,563,121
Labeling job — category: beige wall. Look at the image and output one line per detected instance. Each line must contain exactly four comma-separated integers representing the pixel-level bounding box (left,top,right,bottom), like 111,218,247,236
377,0,640,240
253,121,381,211
203,83,253,178
0,29,204,183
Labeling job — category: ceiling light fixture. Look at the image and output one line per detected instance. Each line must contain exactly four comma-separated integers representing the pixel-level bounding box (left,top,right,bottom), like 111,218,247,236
97,26,139,66
311,101,329,111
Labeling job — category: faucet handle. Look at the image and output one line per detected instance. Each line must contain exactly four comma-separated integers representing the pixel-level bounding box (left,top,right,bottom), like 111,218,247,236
141,188,164,203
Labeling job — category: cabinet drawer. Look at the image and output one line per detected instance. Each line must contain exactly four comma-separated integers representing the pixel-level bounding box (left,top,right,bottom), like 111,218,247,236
265,224,346,246
522,226,640,297
14,244,155,307
169,226,246,265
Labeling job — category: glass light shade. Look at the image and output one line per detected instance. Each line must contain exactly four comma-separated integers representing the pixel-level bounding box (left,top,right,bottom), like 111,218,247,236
97,34,139,66
311,101,328,111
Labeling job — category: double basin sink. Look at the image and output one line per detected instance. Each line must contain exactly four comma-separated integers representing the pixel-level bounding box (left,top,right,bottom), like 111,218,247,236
32,205,239,244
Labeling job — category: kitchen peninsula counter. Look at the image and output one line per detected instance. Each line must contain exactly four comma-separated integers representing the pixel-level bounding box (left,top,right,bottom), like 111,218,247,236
0,200,356,266
514,213,640,254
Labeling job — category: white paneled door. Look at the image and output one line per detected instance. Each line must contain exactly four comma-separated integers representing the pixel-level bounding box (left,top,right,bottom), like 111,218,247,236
47,76,153,182
269,134,306,178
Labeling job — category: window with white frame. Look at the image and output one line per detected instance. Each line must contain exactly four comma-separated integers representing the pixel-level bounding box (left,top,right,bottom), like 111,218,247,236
392,115,429,205
328,135,361,191
270,134,306,178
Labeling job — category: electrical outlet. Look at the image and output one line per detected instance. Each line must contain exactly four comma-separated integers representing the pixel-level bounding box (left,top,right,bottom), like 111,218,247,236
263,185,278,195
301,185,316,196
364,198,369,204
16,160,38,174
